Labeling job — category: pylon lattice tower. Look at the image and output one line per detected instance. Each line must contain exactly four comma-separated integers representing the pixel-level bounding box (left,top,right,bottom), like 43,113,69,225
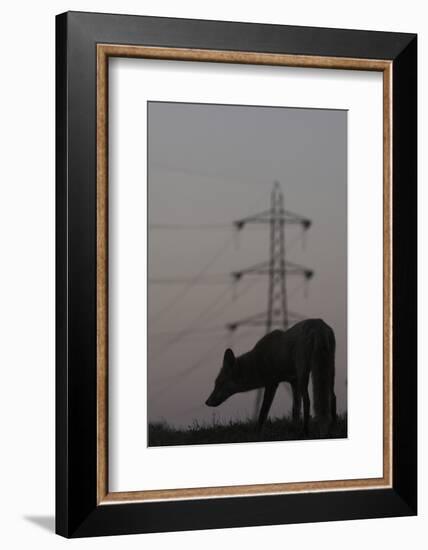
268,182,290,331
228,181,313,335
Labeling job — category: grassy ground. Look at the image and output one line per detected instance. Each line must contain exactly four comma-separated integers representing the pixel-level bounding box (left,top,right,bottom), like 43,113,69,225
148,415,347,447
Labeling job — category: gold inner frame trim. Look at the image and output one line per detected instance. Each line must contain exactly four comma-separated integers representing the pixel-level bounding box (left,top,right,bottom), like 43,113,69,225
96,44,393,505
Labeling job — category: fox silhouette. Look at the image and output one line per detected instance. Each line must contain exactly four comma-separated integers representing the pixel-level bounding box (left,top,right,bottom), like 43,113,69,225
206,318,337,435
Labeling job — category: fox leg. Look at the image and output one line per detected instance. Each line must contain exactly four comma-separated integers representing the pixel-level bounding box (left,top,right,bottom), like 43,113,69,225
258,384,278,431
302,386,310,436
331,391,337,422
291,384,302,425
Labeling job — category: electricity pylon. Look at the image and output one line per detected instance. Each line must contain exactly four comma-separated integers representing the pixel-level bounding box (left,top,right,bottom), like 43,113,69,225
227,181,313,334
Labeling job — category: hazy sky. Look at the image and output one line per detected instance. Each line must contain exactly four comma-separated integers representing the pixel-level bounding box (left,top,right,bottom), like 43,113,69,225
147,101,347,427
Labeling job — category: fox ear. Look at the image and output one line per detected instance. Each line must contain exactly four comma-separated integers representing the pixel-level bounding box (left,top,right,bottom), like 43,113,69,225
223,348,236,368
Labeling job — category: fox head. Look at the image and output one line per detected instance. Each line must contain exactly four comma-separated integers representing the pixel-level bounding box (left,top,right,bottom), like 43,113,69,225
205,348,239,407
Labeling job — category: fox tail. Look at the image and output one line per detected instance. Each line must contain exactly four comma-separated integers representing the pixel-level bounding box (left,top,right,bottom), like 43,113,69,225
311,325,336,430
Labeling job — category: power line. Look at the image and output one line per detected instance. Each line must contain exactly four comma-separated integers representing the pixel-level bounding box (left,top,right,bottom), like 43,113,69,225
149,231,306,287
149,223,231,230
149,275,229,285
149,276,260,361
149,233,235,323
151,333,226,398
149,186,284,234
150,326,226,337
151,327,257,399
150,161,284,192
149,285,232,360
149,224,275,232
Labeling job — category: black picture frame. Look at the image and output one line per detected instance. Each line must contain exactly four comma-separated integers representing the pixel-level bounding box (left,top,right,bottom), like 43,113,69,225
56,11,417,538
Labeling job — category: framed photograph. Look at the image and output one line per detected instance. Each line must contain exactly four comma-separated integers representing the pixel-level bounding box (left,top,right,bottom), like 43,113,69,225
56,11,417,537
